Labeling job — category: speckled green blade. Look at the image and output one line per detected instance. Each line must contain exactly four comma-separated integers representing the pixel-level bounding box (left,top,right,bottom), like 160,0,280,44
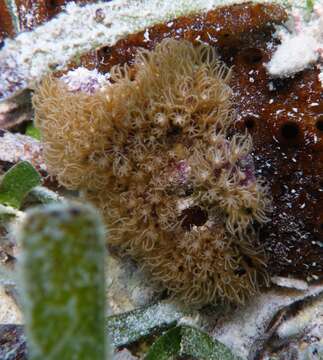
0,161,41,208
145,326,181,360
108,301,187,348
145,325,242,360
180,326,242,360
18,202,107,360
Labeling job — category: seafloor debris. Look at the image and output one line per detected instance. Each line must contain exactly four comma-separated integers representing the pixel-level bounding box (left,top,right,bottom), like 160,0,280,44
0,324,26,359
0,130,44,173
212,282,323,359
0,89,33,130
256,291,323,359
1,281,322,359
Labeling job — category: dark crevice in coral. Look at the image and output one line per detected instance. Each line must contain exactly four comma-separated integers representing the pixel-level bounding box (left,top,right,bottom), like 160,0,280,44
244,116,257,130
241,48,263,65
316,117,323,131
234,268,247,276
184,187,194,196
180,206,208,231
280,122,299,141
268,77,292,93
244,208,253,215
167,125,182,137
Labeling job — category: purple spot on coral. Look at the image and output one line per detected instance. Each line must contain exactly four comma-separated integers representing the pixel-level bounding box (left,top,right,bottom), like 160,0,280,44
239,154,256,186
175,160,190,184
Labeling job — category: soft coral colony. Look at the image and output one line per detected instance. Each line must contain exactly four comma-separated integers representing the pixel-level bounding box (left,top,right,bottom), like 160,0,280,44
34,39,271,306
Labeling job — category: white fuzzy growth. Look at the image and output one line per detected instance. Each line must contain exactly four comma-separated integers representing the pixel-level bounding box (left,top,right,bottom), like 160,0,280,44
267,34,319,76
60,67,109,94
266,2,323,81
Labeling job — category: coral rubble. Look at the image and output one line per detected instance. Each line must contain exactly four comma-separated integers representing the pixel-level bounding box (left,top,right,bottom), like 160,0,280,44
34,39,271,306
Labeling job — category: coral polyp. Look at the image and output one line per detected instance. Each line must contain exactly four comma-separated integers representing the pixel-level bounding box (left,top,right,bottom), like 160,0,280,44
34,39,271,306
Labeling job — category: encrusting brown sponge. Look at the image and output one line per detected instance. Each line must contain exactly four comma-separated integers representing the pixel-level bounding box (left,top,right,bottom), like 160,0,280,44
34,39,271,306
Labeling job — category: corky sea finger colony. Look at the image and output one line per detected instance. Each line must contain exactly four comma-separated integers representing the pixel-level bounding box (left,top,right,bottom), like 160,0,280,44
34,39,271,306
